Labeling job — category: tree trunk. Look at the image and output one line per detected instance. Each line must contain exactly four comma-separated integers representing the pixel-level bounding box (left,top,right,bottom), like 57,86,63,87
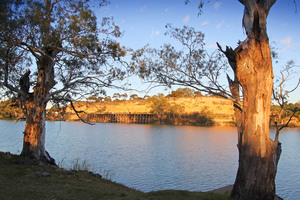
20,53,56,165
218,1,283,199
230,37,281,200
21,95,55,165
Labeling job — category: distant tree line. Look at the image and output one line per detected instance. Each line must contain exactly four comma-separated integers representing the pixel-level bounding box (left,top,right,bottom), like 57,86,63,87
85,87,224,102
3,86,299,126
0,99,22,120
145,93,214,126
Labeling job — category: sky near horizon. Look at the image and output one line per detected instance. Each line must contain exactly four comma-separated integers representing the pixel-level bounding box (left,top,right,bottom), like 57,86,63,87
96,0,300,103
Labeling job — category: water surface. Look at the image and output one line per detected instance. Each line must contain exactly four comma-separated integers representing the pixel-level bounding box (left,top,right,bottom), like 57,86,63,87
0,120,299,199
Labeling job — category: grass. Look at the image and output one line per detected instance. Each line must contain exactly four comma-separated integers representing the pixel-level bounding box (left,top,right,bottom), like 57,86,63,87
71,158,91,171
0,152,230,200
58,157,116,180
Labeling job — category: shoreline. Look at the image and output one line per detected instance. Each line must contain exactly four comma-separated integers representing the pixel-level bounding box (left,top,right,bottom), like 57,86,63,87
210,185,233,194
0,151,230,200
1,118,300,128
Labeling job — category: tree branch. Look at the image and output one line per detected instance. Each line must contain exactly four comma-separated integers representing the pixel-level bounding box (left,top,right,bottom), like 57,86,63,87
275,107,299,143
69,100,94,125
3,49,27,97
50,96,94,125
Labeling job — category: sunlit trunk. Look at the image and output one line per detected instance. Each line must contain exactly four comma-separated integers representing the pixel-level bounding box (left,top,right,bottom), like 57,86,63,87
21,0,57,164
21,53,56,165
21,96,55,165
219,1,283,199
231,38,281,200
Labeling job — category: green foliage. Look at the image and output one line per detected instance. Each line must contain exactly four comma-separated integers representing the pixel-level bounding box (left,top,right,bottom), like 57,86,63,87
271,102,300,124
168,88,196,97
0,0,128,110
180,111,214,126
131,24,229,98
147,94,185,124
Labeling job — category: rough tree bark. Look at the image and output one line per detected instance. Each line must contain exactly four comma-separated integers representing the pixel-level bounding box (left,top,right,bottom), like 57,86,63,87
232,37,281,200
219,0,282,199
18,0,58,165
3,0,124,165
20,49,56,165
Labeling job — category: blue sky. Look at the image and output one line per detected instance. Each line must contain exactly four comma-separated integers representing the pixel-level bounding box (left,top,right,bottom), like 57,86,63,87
96,0,300,103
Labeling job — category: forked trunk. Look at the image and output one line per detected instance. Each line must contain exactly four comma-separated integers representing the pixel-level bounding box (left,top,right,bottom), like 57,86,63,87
20,52,56,165
18,1,57,165
231,38,281,200
218,1,283,199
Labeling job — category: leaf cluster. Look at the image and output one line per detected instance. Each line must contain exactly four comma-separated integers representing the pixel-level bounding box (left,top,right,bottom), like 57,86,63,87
131,24,230,98
146,93,185,119
0,0,130,113
167,87,200,97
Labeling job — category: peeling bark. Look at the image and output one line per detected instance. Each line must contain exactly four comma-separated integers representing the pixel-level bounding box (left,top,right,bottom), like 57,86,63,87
217,43,243,146
20,53,56,165
21,96,55,165
239,0,276,39
19,0,59,164
218,1,282,199
231,38,281,200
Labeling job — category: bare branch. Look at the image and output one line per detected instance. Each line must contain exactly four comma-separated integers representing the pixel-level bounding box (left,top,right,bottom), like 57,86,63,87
69,100,94,125
293,0,298,13
287,78,300,94
275,107,299,143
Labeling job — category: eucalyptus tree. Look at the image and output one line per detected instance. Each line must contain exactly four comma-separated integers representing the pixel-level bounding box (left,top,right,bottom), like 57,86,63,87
272,60,300,141
133,0,297,199
0,0,127,164
132,24,227,96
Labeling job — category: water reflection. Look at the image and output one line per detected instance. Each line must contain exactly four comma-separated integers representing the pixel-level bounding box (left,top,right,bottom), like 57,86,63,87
0,120,299,199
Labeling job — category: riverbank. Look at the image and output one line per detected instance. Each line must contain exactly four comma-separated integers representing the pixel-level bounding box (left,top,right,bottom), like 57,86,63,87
0,152,230,200
54,97,237,126
52,97,300,127
2,96,300,127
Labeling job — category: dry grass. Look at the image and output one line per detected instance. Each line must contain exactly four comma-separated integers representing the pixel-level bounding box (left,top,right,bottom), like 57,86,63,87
65,97,236,125
0,152,230,200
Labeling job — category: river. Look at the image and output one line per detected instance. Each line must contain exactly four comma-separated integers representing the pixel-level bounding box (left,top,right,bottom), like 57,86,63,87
0,120,299,199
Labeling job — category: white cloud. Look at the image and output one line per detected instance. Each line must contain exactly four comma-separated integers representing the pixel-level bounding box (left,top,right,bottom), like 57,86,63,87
281,36,292,47
277,48,286,54
214,2,222,10
140,5,147,12
216,20,224,29
201,21,209,26
183,15,190,24
164,7,174,13
206,43,217,49
150,30,160,38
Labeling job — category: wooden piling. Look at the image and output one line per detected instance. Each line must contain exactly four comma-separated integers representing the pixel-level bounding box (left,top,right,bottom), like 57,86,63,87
87,113,156,124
